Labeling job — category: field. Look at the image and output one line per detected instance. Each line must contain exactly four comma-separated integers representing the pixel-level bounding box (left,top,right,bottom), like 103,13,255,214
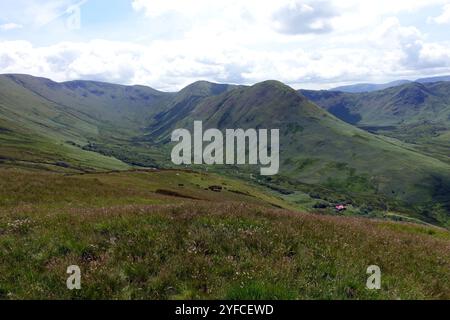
0,168,449,299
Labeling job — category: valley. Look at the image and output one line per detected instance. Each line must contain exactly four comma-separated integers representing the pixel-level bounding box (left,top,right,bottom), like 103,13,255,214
2,74,450,227
0,73,449,299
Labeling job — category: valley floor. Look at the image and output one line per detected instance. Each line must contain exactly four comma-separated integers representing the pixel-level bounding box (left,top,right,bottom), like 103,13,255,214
0,169,449,299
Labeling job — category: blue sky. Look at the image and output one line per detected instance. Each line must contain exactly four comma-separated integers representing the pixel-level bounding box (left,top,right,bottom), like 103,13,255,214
1,0,450,91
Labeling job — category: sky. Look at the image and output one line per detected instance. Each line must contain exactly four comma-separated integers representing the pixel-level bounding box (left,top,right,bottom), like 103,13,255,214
1,0,450,91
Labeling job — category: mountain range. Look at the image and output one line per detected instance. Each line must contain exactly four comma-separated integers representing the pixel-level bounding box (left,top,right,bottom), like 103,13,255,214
1,73,450,226
330,75,450,93
301,81,450,163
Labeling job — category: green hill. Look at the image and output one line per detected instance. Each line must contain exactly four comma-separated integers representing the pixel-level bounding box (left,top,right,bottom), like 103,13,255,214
146,81,450,225
2,75,450,226
146,80,238,139
301,81,450,163
0,74,187,171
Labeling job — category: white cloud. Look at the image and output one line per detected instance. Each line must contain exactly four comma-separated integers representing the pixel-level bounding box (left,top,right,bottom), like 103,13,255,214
273,1,338,34
369,17,450,71
131,0,450,33
1,1,450,90
131,0,339,35
0,23,23,31
429,4,450,24
1,23,449,92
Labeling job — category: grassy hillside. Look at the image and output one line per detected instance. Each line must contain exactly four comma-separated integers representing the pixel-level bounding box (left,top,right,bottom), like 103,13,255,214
2,74,450,226
148,81,450,226
0,74,169,171
303,82,450,127
0,168,448,300
0,75,238,171
148,81,237,139
301,82,450,162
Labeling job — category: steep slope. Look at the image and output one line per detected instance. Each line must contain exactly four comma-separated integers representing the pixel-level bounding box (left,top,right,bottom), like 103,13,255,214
301,81,450,162
2,74,173,137
0,75,137,171
301,82,450,127
147,81,237,139
0,74,176,171
0,75,239,170
153,81,450,224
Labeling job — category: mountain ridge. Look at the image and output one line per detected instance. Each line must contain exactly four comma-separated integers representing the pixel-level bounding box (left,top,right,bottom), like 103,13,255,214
330,75,450,93
300,80,450,164
1,74,450,226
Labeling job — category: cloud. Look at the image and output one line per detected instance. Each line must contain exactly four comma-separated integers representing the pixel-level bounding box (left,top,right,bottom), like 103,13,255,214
272,1,337,34
1,26,450,92
428,4,450,24
132,0,339,35
372,18,423,66
1,1,450,90
0,23,23,31
370,17,450,71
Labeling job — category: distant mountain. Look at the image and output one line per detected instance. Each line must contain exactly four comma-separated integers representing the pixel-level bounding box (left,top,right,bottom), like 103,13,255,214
1,74,450,225
330,75,450,93
416,75,450,83
331,80,411,93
